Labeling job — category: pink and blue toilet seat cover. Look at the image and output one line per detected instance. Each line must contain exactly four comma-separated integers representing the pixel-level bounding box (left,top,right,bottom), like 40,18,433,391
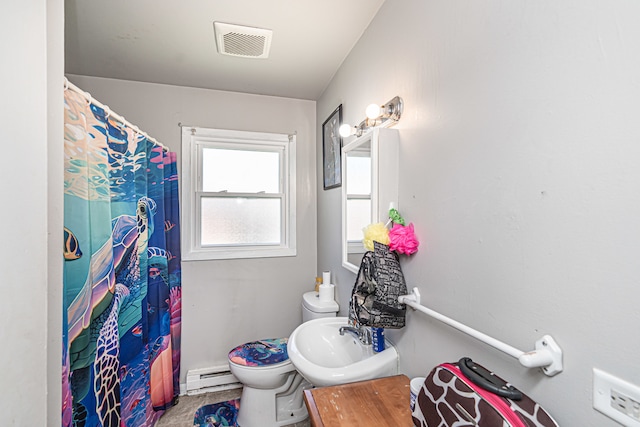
228,337,289,367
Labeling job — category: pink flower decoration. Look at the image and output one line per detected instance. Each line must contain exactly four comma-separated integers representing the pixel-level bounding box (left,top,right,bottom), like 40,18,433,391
389,223,419,255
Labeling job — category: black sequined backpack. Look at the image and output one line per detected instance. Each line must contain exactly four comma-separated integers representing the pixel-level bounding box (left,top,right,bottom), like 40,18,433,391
348,241,407,329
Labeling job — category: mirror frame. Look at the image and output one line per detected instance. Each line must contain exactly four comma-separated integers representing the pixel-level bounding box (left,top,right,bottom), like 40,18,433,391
341,127,399,273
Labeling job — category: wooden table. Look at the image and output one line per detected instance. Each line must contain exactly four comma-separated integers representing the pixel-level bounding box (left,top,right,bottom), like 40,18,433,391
303,375,413,427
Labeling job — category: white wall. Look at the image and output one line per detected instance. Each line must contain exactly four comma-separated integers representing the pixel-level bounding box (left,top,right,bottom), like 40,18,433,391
317,1,640,425
47,0,65,424
0,1,64,425
66,75,317,383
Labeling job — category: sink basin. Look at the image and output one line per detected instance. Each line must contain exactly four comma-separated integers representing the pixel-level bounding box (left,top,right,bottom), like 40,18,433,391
288,317,398,387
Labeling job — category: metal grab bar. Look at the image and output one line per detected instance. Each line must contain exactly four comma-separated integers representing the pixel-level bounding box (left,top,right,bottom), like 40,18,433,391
398,287,563,376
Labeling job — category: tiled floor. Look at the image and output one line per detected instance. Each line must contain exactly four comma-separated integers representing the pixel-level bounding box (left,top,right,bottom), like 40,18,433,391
156,388,310,427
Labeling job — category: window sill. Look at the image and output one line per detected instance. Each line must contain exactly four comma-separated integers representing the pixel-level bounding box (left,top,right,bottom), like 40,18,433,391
182,246,297,261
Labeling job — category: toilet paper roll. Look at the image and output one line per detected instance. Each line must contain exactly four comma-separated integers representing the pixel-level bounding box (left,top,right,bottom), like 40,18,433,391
322,271,331,286
319,284,334,302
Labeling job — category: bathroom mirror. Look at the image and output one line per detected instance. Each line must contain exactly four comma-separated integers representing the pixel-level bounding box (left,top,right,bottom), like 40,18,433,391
342,128,399,273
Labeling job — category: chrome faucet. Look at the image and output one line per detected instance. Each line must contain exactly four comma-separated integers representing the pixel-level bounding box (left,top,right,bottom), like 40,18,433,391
339,325,372,345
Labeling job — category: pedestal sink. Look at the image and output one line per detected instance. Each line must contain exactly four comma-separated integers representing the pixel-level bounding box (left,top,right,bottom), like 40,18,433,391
288,317,398,387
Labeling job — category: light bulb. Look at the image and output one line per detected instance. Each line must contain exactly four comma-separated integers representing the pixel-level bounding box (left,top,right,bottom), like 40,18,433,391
339,123,353,138
365,103,382,119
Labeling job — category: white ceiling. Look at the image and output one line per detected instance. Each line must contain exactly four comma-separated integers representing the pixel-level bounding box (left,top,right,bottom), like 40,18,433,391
65,0,385,100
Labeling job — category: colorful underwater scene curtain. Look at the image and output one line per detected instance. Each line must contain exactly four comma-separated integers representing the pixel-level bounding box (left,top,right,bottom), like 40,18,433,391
62,89,181,427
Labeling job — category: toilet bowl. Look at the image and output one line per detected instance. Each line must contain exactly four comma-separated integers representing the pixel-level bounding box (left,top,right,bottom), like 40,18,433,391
228,291,339,427
228,338,309,427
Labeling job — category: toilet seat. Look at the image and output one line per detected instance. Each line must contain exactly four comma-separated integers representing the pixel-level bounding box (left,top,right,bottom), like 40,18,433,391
228,338,289,367
228,338,296,389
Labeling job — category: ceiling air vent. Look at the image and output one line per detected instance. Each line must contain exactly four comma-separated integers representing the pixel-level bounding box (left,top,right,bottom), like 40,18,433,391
213,22,272,59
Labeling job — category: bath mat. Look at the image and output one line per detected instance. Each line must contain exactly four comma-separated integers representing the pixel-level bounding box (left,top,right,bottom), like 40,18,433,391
193,399,240,427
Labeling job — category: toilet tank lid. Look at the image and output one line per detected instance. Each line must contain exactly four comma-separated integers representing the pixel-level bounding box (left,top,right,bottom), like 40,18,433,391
303,291,339,313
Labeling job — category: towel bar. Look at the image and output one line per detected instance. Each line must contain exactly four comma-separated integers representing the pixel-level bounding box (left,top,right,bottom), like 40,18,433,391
398,287,563,376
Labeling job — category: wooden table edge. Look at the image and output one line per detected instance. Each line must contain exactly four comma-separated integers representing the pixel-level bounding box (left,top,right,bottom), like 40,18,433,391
304,388,324,427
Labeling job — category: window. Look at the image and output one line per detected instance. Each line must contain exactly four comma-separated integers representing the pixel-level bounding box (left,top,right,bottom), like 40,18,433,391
182,127,296,260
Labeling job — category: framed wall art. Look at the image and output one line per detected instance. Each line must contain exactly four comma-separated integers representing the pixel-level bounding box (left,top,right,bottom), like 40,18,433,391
322,104,343,190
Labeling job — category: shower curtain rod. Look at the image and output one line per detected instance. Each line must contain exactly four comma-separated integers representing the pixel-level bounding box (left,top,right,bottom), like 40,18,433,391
64,77,168,152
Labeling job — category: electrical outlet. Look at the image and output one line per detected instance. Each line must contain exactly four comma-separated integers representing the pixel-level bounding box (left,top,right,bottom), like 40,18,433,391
611,389,640,420
594,368,640,426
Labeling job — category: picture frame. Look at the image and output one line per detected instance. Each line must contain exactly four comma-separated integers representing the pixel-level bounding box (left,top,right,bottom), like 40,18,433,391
322,104,343,190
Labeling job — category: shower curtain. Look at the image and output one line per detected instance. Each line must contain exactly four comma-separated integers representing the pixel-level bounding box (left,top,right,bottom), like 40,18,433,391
62,88,182,427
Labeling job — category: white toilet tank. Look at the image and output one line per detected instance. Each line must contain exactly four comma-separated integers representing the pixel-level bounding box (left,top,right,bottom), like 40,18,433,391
302,291,339,322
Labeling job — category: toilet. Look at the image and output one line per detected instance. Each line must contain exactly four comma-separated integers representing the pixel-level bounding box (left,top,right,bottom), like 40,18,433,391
228,291,339,427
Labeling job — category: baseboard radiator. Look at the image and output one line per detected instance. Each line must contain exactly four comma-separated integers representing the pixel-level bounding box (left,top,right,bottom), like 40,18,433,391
184,365,241,396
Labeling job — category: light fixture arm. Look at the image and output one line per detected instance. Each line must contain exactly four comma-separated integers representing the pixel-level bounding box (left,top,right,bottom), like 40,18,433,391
355,119,369,137
379,96,403,122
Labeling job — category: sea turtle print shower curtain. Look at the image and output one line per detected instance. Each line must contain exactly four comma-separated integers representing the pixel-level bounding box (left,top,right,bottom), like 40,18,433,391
62,89,182,427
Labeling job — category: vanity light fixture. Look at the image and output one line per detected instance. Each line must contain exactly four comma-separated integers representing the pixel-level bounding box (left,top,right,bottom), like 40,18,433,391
339,96,404,138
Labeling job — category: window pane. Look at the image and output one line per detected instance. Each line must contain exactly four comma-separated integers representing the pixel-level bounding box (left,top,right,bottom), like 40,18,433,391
346,199,371,241
201,197,281,245
346,156,371,195
202,148,280,193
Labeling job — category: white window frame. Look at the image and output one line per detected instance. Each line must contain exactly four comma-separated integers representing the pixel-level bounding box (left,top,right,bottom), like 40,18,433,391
181,127,296,261
345,147,372,246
